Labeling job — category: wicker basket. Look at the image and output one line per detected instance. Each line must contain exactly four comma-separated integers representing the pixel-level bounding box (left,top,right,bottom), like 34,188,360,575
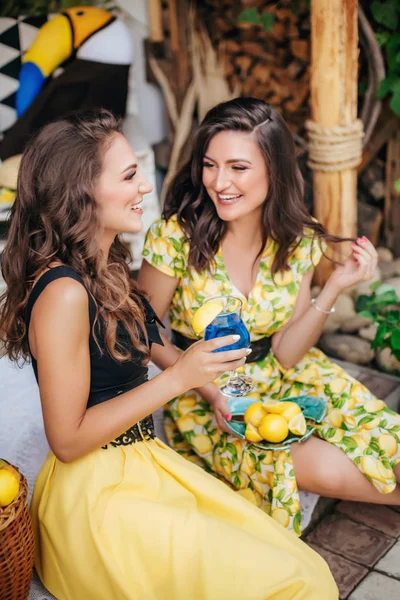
0,461,35,600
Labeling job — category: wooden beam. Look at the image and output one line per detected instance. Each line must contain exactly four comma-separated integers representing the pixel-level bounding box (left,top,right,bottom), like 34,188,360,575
309,0,359,284
384,126,400,257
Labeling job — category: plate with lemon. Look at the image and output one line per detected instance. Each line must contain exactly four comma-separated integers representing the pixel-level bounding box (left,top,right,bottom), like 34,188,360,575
224,396,326,450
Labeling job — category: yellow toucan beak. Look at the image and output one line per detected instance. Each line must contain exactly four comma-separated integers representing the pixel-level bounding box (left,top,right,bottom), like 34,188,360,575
16,7,112,116
23,14,73,79
64,6,112,50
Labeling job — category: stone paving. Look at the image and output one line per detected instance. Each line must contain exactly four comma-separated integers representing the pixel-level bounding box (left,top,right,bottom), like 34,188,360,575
304,359,400,600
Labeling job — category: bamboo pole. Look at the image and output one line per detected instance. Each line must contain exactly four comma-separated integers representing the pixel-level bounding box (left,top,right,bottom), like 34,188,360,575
309,0,360,284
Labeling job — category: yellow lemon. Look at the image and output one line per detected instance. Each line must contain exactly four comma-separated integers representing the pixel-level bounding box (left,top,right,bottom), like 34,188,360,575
377,461,394,481
194,413,210,426
329,378,348,395
271,508,290,527
191,299,224,335
327,429,344,443
288,413,307,436
364,399,385,413
353,433,369,451
351,382,366,397
182,288,194,307
343,415,356,428
234,472,248,489
261,450,273,465
245,423,264,443
190,270,205,292
152,237,169,256
254,310,274,329
231,439,243,463
362,416,381,430
236,488,258,505
275,459,286,475
213,453,225,476
210,429,221,445
361,456,386,483
203,279,223,295
252,282,263,303
176,415,196,432
294,246,310,261
260,364,273,379
178,395,197,415
261,288,277,301
329,409,343,428
241,453,256,476
0,466,20,507
274,270,294,286
266,470,274,488
258,414,289,443
191,434,212,455
287,479,297,494
378,434,398,458
295,366,318,384
252,478,264,496
244,402,267,427
382,483,396,494
290,499,301,515
274,309,287,322
347,397,357,410
266,401,302,423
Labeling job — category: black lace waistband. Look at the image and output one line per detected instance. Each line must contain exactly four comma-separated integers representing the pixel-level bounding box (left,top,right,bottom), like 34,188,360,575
171,331,272,363
102,415,155,449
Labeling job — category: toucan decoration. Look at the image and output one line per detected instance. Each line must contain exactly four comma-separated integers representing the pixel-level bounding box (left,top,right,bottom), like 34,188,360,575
0,6,134,162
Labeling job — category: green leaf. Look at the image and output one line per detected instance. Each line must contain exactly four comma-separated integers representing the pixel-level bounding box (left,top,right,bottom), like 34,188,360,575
358,310,375,321
371,1,398,30
342,437,358,452
260,11,275,31
390,329,400,350
376,31,390,46
276,489,285,502
395,178,400,193
293,512,302,536
359,416,377,426
390,89,400,116
356,294,372,312
238,8,261,25
377,73,397,99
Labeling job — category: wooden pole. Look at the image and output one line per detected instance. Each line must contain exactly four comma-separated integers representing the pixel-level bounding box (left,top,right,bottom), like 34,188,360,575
309,0,359,284
384,126,400,257
148,0,164,42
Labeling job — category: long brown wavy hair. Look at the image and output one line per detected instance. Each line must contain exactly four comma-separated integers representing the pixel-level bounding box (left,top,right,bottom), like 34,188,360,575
164,97,350,274
0,109,149,363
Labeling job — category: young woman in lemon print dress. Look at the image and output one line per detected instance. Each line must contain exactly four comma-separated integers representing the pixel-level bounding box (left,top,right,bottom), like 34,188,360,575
139,97,400,535
0,110,338,599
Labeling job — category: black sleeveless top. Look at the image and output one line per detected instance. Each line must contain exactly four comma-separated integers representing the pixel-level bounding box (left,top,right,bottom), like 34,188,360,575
25,266,164,408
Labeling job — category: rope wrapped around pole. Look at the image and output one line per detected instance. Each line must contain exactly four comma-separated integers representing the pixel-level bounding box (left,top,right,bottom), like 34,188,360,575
305,119,364,172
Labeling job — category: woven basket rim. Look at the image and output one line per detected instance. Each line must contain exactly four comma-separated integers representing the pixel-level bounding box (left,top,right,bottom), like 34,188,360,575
0,460,28,532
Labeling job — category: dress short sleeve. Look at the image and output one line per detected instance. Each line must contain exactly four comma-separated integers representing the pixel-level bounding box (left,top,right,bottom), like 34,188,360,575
294,233,325,275
142,216,188,279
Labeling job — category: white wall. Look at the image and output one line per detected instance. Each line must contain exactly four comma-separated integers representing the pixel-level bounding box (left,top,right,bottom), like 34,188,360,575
119,0,167,146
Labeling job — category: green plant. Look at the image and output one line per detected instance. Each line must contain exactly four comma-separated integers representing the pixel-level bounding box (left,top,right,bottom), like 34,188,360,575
371,1,400,116
238,7,276,32
356,282,400,366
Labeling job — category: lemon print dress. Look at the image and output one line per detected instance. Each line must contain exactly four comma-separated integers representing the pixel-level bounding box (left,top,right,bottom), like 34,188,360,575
143,216,400,535
27,266,337,600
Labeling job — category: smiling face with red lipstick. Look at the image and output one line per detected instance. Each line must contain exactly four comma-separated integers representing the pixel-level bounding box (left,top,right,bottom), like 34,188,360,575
202,130,268,224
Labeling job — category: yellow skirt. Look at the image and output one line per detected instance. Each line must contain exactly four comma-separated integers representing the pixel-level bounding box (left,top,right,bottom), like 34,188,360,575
31,437,338,600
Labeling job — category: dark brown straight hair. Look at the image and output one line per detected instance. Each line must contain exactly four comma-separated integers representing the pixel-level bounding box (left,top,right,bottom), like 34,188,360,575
163,97,350,274
0,109,148,362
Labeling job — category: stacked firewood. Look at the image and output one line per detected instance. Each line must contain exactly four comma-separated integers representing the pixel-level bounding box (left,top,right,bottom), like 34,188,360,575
196,0,311,134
